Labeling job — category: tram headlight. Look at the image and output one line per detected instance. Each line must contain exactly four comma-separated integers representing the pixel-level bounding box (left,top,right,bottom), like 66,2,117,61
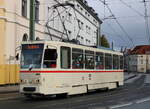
32,79,41,84
20,79,27,84
36,79,41,84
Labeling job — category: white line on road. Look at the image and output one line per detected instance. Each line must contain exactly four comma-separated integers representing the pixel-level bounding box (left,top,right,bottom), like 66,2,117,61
109,102,133,109
136,97,150,104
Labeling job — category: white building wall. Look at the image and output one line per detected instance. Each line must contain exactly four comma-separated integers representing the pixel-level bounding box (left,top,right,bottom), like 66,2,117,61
137,55,146,73
4,0,46,64
45,0,101,46
127,54,150,73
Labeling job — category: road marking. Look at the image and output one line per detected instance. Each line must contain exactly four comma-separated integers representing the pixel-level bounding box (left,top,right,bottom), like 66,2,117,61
93,107,106,109
136,97,150,104
125,75,142,83
109,102,133,109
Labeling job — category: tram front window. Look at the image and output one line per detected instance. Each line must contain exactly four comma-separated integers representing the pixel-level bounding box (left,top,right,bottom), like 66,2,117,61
21,44,44,69
43,49,57,68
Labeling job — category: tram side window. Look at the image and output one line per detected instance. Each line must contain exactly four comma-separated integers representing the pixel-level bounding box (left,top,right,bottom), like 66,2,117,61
85,50,94,69
120,56,124,69
113,55,119,69
95,52,104,69
105,54,112,69
43,49,57,68
61,47,71,69
72,48,84,69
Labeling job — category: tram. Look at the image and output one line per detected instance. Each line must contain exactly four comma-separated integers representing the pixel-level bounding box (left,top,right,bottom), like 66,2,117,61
20,41,124,97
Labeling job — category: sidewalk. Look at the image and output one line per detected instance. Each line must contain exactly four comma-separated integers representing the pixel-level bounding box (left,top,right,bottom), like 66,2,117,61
0,85,19,94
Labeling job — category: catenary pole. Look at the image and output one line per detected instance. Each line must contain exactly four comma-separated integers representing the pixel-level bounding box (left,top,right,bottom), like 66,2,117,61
29,0,35,41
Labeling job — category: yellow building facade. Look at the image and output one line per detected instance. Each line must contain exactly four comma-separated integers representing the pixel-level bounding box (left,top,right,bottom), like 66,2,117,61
0,0,19,85
0,0,6,84
0,0,45,85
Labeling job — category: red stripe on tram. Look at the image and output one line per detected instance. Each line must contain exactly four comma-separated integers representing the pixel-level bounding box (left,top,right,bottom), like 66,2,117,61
20,70,124,73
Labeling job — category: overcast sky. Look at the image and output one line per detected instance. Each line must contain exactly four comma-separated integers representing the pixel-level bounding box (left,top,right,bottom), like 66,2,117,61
86,0,150,49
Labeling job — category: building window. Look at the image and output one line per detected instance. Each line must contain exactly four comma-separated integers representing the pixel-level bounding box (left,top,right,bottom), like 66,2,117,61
86,25,88,33
86,39,88,44
77,4,80,8
22,33,28,41
89,27,91,34
22,0,27,17
67,13,72,22
141,60,143,64
85,11,87,15
67,30,72,37
77,19,84,30
86,25,91,34
35,0,40,23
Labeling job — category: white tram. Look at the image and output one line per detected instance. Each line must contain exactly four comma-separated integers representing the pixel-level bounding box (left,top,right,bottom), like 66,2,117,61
20,41,124,97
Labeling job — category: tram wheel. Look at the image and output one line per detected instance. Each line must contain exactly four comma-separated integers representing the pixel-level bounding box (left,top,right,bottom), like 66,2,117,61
24,94,34,99
56,93,68,98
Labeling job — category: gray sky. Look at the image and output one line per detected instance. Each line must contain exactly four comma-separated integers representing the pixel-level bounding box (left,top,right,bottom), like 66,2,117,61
87,0,150,49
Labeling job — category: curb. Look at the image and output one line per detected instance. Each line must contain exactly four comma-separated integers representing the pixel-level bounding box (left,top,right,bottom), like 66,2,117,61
0,90,19,94
124,74,137,81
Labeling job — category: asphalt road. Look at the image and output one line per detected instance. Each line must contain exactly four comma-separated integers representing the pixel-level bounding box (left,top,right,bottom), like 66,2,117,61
0,74,150,109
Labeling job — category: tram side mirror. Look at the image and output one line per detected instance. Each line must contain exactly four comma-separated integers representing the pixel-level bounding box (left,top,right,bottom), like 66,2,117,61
15,53,19,60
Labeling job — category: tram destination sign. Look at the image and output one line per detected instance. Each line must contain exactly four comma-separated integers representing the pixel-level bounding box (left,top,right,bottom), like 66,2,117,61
22,44,44,50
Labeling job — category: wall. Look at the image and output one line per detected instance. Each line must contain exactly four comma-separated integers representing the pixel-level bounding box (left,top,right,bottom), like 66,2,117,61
0,0,46,85
45,0,101,46
0,0,6,84
127,54,149,73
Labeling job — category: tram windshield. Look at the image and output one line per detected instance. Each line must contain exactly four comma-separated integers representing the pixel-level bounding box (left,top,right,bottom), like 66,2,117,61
21,44,44,69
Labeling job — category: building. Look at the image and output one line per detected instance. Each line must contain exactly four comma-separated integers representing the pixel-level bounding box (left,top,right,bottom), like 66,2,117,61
46,0,102,45
0,0,102,85
125,45,150,73
0,0,46,85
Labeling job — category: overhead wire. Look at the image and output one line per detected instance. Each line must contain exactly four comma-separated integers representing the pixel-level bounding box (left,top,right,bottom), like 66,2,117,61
105,22,130,46
98,0,135,47
118,0,144,17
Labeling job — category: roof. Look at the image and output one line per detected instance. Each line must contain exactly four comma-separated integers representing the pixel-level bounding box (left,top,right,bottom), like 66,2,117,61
22,40,123,55
76,0,102,24
129,45,150,55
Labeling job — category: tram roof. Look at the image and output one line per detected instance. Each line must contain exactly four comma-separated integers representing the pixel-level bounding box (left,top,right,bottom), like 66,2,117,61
22,41,123,55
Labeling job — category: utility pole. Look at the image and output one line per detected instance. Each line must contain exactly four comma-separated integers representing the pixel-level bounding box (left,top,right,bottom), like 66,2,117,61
142,0,150,44
29,0,35,41
111,42,114,50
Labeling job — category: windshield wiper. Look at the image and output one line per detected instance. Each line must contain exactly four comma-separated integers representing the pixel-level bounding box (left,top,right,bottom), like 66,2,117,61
29,64,33,71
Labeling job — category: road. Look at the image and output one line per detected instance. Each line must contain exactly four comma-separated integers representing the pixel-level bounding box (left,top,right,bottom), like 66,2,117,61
0,74,150,109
